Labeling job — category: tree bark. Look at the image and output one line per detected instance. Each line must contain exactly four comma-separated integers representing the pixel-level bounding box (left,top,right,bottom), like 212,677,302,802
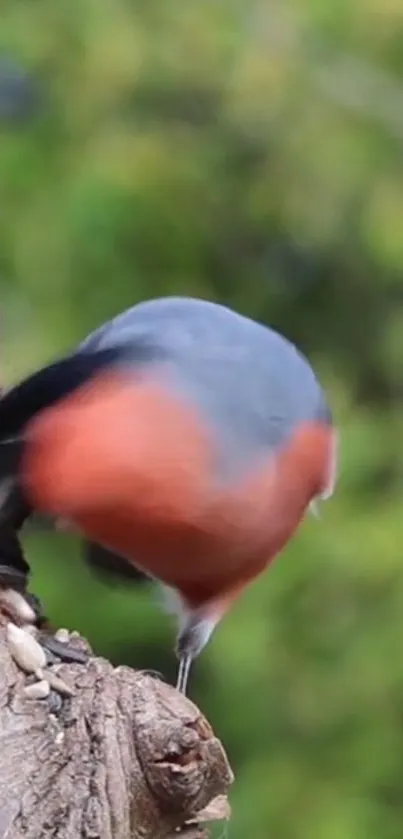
0,627,233,839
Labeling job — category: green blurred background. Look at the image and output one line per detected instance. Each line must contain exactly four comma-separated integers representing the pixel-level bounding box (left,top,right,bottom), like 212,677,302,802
1,1,403,837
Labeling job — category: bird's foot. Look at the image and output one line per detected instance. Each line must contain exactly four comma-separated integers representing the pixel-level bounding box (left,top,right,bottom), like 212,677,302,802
0,572,89,664
0,574,89,712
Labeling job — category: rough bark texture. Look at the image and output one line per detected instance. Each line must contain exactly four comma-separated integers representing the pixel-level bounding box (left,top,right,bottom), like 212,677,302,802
0,627,233,839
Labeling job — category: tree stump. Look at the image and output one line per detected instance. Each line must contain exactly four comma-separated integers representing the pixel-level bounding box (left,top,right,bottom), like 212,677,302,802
0,627,233,838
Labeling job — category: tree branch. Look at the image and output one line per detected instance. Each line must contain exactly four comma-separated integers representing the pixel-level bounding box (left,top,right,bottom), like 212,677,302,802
0,626,233,839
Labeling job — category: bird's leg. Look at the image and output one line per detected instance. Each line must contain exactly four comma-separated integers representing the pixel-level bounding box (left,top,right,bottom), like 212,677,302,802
0,485,37,624
0,517,37,628
175,610,218,695
0,486,88,672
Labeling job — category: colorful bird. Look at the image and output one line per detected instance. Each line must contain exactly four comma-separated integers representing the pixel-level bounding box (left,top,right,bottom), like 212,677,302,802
0,297,337,693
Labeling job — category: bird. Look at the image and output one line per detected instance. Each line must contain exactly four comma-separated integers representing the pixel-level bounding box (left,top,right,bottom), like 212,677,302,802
0,296,337,694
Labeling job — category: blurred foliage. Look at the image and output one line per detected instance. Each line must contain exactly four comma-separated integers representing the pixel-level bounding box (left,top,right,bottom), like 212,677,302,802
1,1,403,837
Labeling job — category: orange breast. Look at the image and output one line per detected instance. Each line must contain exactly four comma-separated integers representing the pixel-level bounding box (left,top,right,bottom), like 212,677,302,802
22,371,333,610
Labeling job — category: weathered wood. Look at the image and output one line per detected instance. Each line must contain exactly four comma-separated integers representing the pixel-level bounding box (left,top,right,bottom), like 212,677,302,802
0,627,233,838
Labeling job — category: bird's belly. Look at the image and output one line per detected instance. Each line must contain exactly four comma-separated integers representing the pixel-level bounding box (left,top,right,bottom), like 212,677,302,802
70,461,310,606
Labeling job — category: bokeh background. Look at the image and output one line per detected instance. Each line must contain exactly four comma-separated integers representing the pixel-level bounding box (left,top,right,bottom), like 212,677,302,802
1,2,403,837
